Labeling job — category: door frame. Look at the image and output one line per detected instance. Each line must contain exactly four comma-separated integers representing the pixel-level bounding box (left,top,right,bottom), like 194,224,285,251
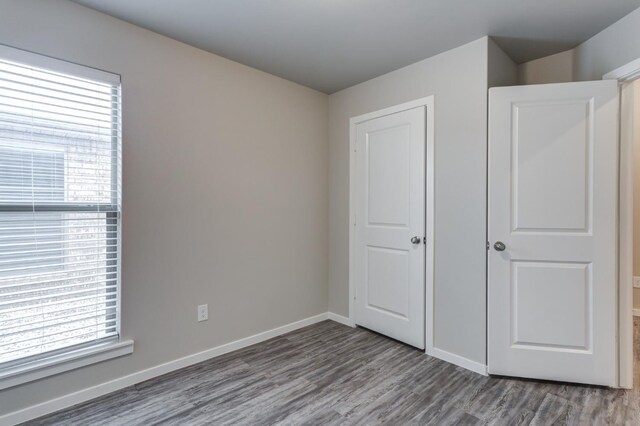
348,96,435,351
604,58,640,389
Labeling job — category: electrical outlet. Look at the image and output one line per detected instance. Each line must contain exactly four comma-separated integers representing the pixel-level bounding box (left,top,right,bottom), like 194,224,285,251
197,304,208,322
634,277,640,289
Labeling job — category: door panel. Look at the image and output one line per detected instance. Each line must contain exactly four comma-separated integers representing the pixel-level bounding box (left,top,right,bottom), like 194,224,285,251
366,246,409,318
511,261,590,350
513,100,591,232
355,106,425,349
366,124,411,226
488,81,618,386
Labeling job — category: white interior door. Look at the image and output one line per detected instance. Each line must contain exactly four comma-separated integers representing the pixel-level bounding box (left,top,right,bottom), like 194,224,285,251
354,106,425,349
488,80,618,386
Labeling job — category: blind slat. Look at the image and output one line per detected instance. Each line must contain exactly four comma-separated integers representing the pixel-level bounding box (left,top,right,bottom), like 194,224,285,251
0,259,118,282
0,255,119,276
0,122,118,141
1,309,118,338
1,329,119,359
0,83,115,113
1,284,117,308
0,242,116,258
1,271,117,292
0,90,114,120
1,291,118,316
0,72,116,102
1,293,118,322
1,323,118,353
0,237,116,251
0,60,115,93
0,137,114,152
0,100,113,126
0,240,116,251
0,111,119,134
2,279,118,300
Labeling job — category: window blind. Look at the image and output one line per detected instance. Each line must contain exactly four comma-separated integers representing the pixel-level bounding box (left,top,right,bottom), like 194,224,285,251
0,51,122,365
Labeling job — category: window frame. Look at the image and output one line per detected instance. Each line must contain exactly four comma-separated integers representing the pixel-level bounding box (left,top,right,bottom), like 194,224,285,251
0,44,132,390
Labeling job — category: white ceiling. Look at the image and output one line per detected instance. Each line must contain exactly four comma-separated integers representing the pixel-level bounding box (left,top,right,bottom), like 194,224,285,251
72,0,640,93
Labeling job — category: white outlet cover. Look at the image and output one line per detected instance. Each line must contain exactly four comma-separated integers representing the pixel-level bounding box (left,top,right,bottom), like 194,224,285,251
634,277,640,289
198,304,209,322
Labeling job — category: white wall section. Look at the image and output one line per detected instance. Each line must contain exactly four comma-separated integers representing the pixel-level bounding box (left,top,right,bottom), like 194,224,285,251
518,7,640,85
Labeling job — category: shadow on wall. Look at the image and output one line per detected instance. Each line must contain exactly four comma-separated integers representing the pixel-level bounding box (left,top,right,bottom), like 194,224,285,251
490,36,578,64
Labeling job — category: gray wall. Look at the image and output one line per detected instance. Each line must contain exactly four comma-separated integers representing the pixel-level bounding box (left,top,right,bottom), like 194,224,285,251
0,0,329,414
573,6,640,81
518,6,640,85
517,50,575,85
328,37,490,364
488,38,518,89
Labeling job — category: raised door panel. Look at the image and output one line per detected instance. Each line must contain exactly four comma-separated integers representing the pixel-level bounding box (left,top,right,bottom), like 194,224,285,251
513,100,592,233
366,125,411,227
365,246,409,318
511,261,591,350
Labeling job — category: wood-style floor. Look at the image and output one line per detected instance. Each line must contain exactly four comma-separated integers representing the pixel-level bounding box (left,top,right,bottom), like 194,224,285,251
26,319,640,425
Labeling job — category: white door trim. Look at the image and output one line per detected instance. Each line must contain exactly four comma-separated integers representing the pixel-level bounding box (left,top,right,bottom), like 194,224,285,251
605,57,640,389
348,96,435,351
604,57,640,82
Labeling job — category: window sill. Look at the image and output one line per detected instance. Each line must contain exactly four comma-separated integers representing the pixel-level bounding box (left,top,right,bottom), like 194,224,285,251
0,339,134,390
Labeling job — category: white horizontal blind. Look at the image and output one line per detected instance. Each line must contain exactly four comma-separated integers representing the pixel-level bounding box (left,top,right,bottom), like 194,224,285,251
0,49,122,365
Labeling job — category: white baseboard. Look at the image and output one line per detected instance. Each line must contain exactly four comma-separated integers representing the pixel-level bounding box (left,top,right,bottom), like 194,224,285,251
327,312,354,327
427,347,488,376
633,308,640,317
1,313,330,426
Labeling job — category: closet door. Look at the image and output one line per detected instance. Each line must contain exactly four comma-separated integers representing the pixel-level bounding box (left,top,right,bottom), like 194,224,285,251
354,106,425,349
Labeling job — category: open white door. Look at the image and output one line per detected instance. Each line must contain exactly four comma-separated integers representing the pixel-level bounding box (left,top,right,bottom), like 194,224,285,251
354,106,425,349
488,80,618,386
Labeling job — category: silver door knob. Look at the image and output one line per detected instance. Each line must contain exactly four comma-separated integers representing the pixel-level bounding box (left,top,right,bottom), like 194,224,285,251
411,236,421,244
493,241,506,251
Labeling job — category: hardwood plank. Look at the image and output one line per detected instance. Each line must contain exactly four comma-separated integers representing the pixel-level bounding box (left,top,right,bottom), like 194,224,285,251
24,320,640,425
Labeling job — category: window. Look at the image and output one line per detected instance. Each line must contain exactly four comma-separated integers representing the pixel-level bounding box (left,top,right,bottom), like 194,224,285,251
0,46,123,369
